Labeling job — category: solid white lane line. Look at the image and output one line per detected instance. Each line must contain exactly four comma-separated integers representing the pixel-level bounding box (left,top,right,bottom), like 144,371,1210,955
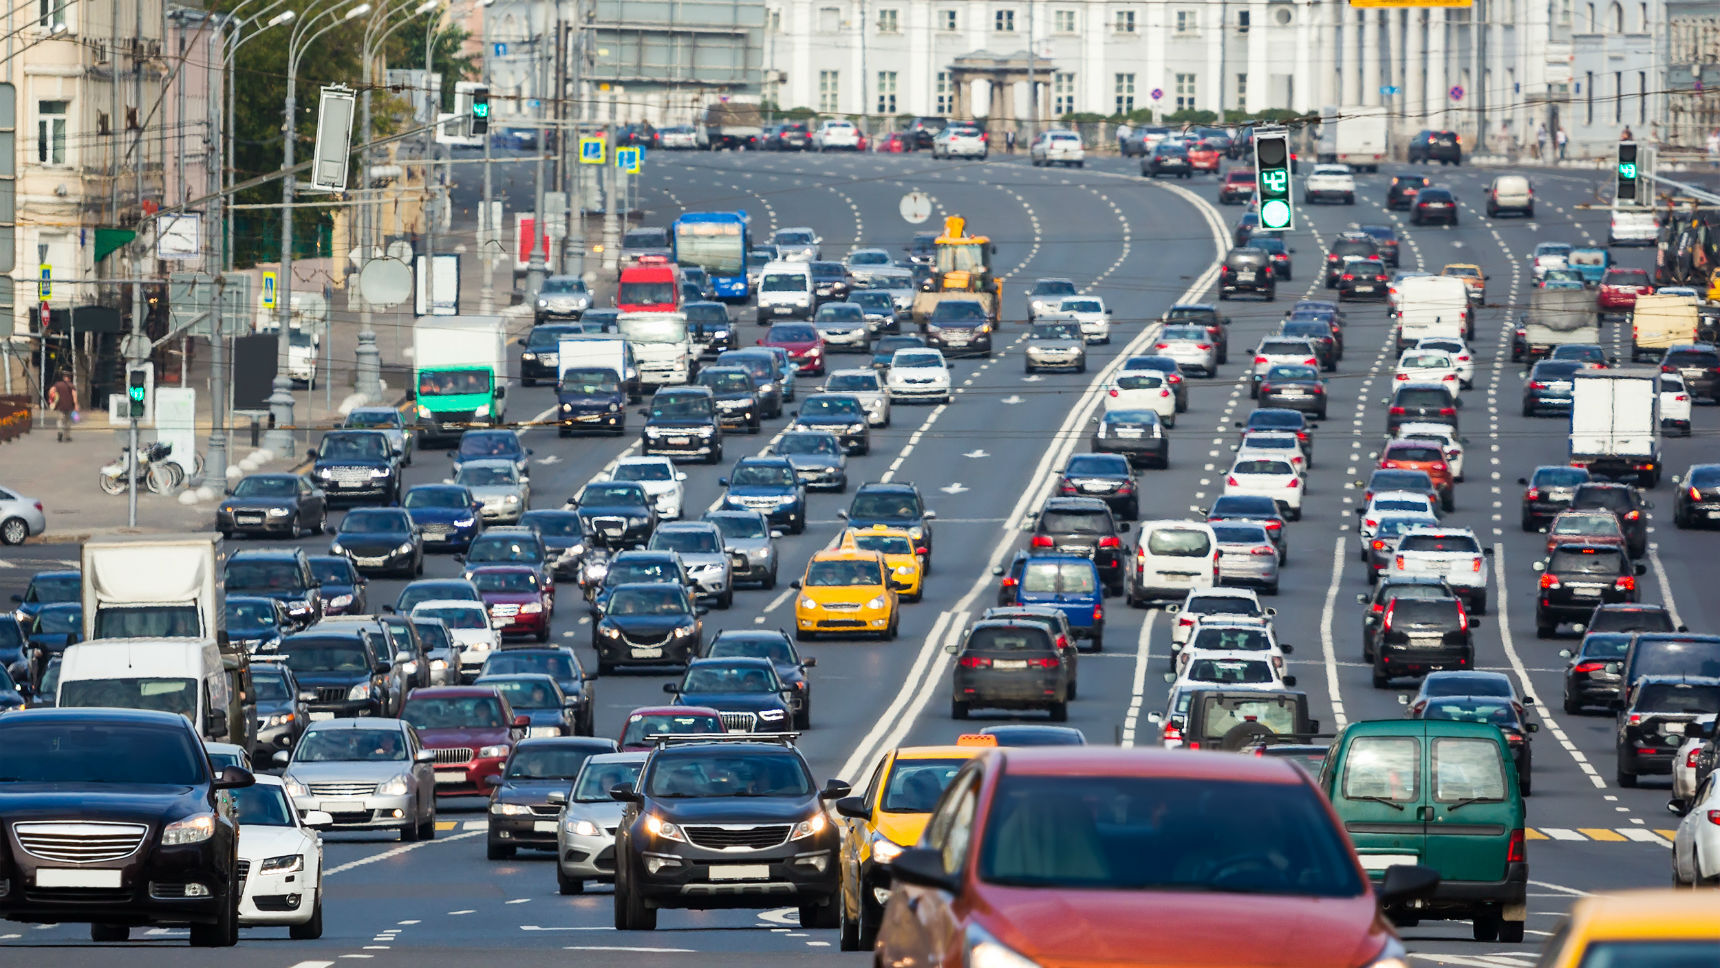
1319,536,1351,729
1494,541,1603,788
836,610,958,782
1120,613,1159,746
1645,544,1685,630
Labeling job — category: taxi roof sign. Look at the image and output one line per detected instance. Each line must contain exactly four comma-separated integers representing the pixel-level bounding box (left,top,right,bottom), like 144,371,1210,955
956,733,998,747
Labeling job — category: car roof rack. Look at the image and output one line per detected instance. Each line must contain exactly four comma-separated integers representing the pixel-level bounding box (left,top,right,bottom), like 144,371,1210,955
644,731,802,746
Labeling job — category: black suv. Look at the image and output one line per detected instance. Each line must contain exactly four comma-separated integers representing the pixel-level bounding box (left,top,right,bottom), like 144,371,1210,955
225,548,323,627
1358,576,1459,662
1411,187,1460,226
567,481,659,549
1660,344,1720,402
1385,173,1432,210
1534,545,1647,637
641,387,723,463
1560,631,1633,714
0,708,255,945
1569,483,1652,558
793,393,872,454
808,261,851,305
1408,130,1462,165
1218,248,1275,300
1143,142,1192,178
1371,594,1478,689
947,620,1073,721
1386,383,1458,433
1673,463,1720,528
1518,464,1592,530
924,299,994,357
766,121,811,151
697,365,763,433
611,738,849,929
275,626,395,718
1323,233,1380,287
1614,676,1720,787
311,429,402,505
904,117,948,150
1029,497,1126,595
842,483,936,567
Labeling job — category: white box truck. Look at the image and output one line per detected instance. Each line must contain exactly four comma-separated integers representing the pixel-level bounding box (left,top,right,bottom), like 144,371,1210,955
1395,276,1473,350
616,311,695,387
1317,106,1389,171
412,314,511,445
1522,288,1601,361
1569,366,1662,487
1630,293,1700,363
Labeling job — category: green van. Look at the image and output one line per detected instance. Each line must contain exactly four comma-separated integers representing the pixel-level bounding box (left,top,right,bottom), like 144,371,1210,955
1320,719,1528,942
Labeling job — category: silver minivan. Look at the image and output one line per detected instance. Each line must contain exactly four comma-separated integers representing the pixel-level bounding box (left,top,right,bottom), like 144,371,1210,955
1485,175,1533,217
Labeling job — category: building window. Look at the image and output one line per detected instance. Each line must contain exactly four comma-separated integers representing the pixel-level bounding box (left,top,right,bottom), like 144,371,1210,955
1237,10,1250,31
877,71,898,114
819,70,840,113
1054,9,1077,32
939,9,958,31
766,8,781,31
936,72,954,113
1053,72,1076,116
1585,70,1594,124
1114,73,1136,115
1174,9,1197,33
1114,9,1136,32
994,9,1015,31
877,8,899,33
1637,70,1645,124
37,99,67,166
1236,72,1248,107
1614,71,1622,123
1174,73,1197,111
818,6,839,32
1607,1,1622,31
37,0,67,30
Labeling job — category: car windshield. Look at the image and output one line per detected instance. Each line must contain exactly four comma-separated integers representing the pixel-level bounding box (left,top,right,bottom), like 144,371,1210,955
405,488,470,510
761,273,806,292
1103,410,1159,427
1589,609,1674,633
709,636,794,664
543,278,586,294
1579,634,1633,659
481,678,558,710
608,587,689,616
398,583,478,609
1234,459,1294,475
606,561,677,584
882,758,966,812
1398,534,1480,554
1021,561,1097,595
804,560,882,587
404,696,506,729
977,774,1361,896
700,370,755,394
1372,471,1433,491
342,509,410,533
560,369,621,394
581,483,648,506
319,434,388,461
521,513,584,538
280,638,370,673
1188,596,1263,616
1422,700,1521,727
800,397,863,418
1549,547,1625,574
231,784,296,826
457,465,517,487
612,462,674,483
295,728,409,762
1390,599,1461,625
653,530,720,554
227,599,278,629
1065,455,1127,477
32,607,80,635
1115,374,1165,390
472,571,539,593
644,752,813,798
851,533,914,555
1551,514,1621,537
1191,627,1271,652
1033,281,1077,296
730,463,797,487
469,538,542,563
825,374,880,393
816,305,864,322
307,559,354,586
850,493,919,519
1212,524,1270,544
1039,510,1112,535
58,677,197,717
682,664,777,693
485,652,576,681
413,605,489,629
574,759,645,800
648,395,713,420
0,722,205,785
768,325,818,343
1186,658,1273,683
1635,683,1720,714
252,671,292,701
226,560,305,593
233,476,298,498
707,514,769,540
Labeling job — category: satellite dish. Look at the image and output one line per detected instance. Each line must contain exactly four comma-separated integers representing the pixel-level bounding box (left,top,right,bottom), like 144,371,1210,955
359,257,413,308
386,240,414,263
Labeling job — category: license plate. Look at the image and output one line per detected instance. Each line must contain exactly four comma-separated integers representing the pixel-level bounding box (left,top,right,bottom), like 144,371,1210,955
533,820,558,833
36,869,122,889
309,711,334,721
575,414,602,422
708,864,771,881
1409,635,1443,647
1237,271,1255,281
322,800,362,813
668,437,690,446
492,618,510,629
1572,586,1602,597
1164,573,1190,582
1707,511,1720,519
993,659,1028,670
435,771,465,784
1358,853,1418,872
1080,483,1109,493
631,645,663,658
1115,429,1144,438
1280,388,1306,396
236,514,263,524
772,305,793,314
1353,285,1375,292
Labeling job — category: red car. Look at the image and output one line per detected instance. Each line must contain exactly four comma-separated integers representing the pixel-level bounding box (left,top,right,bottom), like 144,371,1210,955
469,564,553,642
401,686,528,797
1219,167,1255,205
877,132,907,153
875,748,1427,968
1596,268,1653,313
1188,140,1223,173
758,321,826,375
616,705,726,752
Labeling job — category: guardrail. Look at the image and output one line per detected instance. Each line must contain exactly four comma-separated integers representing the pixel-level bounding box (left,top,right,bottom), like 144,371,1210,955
0,395,33,443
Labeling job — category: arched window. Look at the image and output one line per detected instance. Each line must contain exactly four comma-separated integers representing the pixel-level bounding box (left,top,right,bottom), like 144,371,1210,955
1584,2,1595,30
1608,1,1623,32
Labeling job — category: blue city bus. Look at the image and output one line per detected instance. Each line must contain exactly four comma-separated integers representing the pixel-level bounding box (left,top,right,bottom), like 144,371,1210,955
672,212,750,303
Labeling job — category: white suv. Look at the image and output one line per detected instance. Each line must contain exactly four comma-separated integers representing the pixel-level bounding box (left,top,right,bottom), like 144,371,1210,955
1031,130,1085,168
813,120,861,151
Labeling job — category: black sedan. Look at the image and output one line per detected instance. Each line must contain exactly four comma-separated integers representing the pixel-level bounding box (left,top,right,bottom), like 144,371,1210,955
1411,695,1535,794
1521,360,1584,416
1518,464,1592,530
1358,224,1402,266
306,555,367,616
1336,257,1390,301
566,481,659,549
591,582,705,673
484,736,618,858
1569,482,1652,558
666,657,794,733
479,647,598,734
1533,545,1646,638
1055,453,1139,519
1559,632,1633,714
703,630,816,730
520,324,582,386
1410,187,1459,226
1673,463,1720,529
1089,409,1169,469
216,473,328,538
793,393,871,455
1256,364,1328,418
1143,143,1192,178
329,507,424,578
1385,173,1430,209
520,509,594,581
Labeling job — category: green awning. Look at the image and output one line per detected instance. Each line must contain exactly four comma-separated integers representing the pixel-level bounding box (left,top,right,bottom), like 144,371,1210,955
93,228,137,263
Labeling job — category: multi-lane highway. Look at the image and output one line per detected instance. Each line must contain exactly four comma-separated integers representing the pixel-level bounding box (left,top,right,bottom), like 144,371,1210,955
1,149,1699,967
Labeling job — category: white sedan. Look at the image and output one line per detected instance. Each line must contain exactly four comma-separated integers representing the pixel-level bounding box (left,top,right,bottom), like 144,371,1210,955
932,125,987,159
1176,621,1293,676
1671,770,1720,886
1166,588,1273,650
236,774,328,938
1661,372,1692,436
1393,349,1461,389
1356,490,1442,554
0,483,47,545
610,456,687,519
1104,372,1176,425
1058,296,1112,344
1235,431,1307,473
1224,457,1304,519
1395,422,1467,480
812,120,860,151
1169,649,1296,691
886,348,952,403
1413,337,1476,387
1030,130,1085,168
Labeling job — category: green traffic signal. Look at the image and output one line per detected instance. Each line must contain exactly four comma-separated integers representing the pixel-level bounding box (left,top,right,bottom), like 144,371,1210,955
127,368,147,419
1253,129,1294,232
1617,162,1636,179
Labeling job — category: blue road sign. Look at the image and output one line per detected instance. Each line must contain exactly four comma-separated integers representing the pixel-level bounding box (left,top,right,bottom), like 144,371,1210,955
579,137,605,164
493,43,506,56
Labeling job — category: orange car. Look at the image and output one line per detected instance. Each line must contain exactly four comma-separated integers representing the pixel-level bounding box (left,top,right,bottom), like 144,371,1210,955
1187,140,1222,173
1543,509,1627,556
876,747,1432,968
1378,439,1455,511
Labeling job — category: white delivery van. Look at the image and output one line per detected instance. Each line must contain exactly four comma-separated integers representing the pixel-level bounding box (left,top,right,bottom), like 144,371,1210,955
57,639,234,742
1395,276,1473,350
755,261,815,323
1485,175,1534,217
1127,521,1219,605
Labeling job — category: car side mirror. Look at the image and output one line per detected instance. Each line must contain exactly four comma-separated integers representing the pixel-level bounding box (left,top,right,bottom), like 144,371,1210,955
1282,675,1298,687
1669,798,1691,817
717,478,728,487
889,847,960,891
306,448,319,459
1531,560,1546,572
695,606,709,616
484,774,503,788
373,661,391,675
663,683,681,695
512,714,530,728
834,795,869,819
1356,593,1369,604
1469,618,1483,628
1635,564,1647,576
820,779,851,801
1280,644,1294,655
1685,721,1709,738
273,749,292,767
415,749,435,763
1643,500,1654,509
301,810,334,830
1377,865,1441,908
212,766,256,791
610,783,640,803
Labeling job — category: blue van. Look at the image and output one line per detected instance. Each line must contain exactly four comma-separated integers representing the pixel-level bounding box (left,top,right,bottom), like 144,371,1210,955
992,553,1105,648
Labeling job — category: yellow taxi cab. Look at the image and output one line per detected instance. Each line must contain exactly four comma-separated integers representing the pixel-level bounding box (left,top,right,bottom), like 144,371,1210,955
1536,890,1719,968
837,525,925,602
791,548,901,641
1441,262,1487,302
832,742,991,951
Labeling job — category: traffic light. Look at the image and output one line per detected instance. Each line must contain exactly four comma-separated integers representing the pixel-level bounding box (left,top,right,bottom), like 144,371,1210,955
126,365,149,419
1616,141,1639,206
1253,126,1294,232
470,86,490,137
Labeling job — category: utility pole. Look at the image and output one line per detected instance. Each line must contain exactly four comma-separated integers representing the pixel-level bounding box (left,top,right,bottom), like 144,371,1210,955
266,65,300,456
601,128,619,273
525,0,550,296
859,0,868,132
561,0,584,281
479,24,495,313
127,280,144,527
422,11,437,332
1026,2,1036,138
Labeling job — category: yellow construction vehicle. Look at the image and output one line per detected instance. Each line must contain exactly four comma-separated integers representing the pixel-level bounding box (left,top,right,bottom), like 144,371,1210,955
910,215,1002,324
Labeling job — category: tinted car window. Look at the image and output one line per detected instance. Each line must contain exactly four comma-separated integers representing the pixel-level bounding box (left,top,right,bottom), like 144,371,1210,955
1396,388,1455,406
1039,510,1112,534
1147,530,1211,556
1635,683,1720,714
0,722,205,785
1389,598,1462,625
1397,534,1480,554
1549,547,1626,574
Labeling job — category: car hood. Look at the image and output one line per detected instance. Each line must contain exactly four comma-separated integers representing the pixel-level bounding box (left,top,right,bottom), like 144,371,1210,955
315,458,390,472
763,340,820,353
480,591,541,606
796,414,864,430
495,778,573,804
1029,338,1083,350
0,784,209,824
783,454,844,472
978,888,1387,968
285,761,406,785
290,669,368,689
446,628,500,648
723,537,773,555
413,725,511,749
726,485,797,500
676,691,786,712
236,823,314,861
467,484,524,500
407,506,476,525
651,795,820,825
221,496,300,511
566,800,626,825
336,533,412,552
671,551,727,569
517,708,568,728
604,614,695,634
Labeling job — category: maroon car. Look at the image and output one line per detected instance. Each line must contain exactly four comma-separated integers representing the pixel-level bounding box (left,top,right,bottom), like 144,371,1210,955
1597,268,1653,314
401,686,528,796
758,322,826,376
469,564,553,642
617,705,725,752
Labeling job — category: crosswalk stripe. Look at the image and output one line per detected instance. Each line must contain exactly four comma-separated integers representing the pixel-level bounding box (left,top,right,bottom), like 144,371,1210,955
1578,828,1627,841
1655,829,1678,840
1619,828,1669,844
435,821,457,831
1524,828,1549,840
1542,828,1586,841
462,820,488,831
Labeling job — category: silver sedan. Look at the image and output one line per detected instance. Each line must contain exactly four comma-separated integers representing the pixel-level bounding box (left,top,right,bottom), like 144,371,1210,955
452,459,530,524
704,508,781,588
1024,318,1086,373
1209,521,1281,594
1154,324,1219,377
556,751,645,894
0,483,48,545
280,719,438,840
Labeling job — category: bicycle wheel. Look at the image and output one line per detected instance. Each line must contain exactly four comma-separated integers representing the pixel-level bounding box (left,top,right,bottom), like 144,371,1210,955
97,471,128,496
147,463,179,494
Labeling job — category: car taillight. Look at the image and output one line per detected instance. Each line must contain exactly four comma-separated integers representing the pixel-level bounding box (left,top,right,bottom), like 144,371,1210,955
1471,557,1483,573
1155,343,1170,350
1343,273,1354,281
1227,476,1240,486
1312,385,1325,394
1000,576,1018,588
1327,254,1339,262
1382,602,1395,630
1178,617,1194,628
1260,383,1275,394
1162,724,1183,744
1030,535,1054,548
1304,358,1318,366
1615,576,1636,592
1707,810,1720,826
1286,477,1300,488
1168,374,1183,384
1525,487,1541,500
1263,520,1282,530
1372,539,1386,551
1109,388,1119,397
1390,406,1406,415
1394,555,1406,570
1197,344,1212,351
1692,486,1702,501
1443,374,1458,382
1438,407,1456,416
1026,656,1060,668
1688,748,1702,768
1573,661,1604,673
1506,829,1525,863
1161,389,1171,398
1539,573,1560,589
1395,373,1410,380
1093,604,1103,622
1251,545,1275,556
959,656,992,668
1118,482,1134,493
1663,365,1676,373
1098,536,1122,548
1628,713,1642,725
1364,518,1378,528
1624,510,1640,520
1254,356,1269,365
1675,394,1688,402
1059,482,1077,494
1457,603,1470,632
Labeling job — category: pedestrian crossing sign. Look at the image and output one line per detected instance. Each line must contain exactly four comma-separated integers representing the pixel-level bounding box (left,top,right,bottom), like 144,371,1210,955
579,137,605,165
261,271,277,309
617,146,641,173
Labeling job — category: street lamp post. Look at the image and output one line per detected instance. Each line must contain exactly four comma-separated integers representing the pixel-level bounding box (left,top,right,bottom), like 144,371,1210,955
265,0,371,456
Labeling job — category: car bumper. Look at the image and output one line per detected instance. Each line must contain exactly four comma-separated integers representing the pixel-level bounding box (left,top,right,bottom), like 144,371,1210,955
1217,556,1278,586
593,636,696,667
419,522,481,550
561,409,626,431
643,435,720,459
953,670,1069,708
1091,436,1168,463
295,791,417,828
318,479,396,503
759,302,812,319
0,844,233,926
491,608,550,637
1026,348,1085,369
238,876,317,926
926,333,992,356
888,384,950,401
1259,391,1324,412
1376,642,1473,675
1539,592,1632,621
489,812,563,847
559,829,620,880
306,697,384,720
796,607,893,634
217,510,300,535
429,756,508,797
630,846,839,909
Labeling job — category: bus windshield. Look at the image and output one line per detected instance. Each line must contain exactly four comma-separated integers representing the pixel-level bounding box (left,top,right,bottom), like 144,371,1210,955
675,218,746,275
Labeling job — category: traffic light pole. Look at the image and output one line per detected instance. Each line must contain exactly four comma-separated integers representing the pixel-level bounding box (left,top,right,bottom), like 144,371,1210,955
128,279,144,528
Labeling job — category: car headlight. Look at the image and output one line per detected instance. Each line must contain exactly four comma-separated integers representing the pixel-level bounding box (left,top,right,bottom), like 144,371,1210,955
967,923,1042,968
788,812,826,841
453,516,475,527
799,597,819,610
329,541,346,555
751,547,771,558
396,541,416,554
848,423,866,434
1357,938,1410,968
478,745,511,758
645,814,686,842
416,405,432,418
521,352,538,361
505,495,520,504
263,713,295,728
907,527,924,539
376,774,410,797
566,818,602,837
327,594,353,609
260,853,304,874
599,624,621,638
370,467,390,478
491,802,533,816
759,709,786,722
607,402,620,413
866,596,887,610
348,682,372,700
430,658,448,670
162,813,216,846
520,602,543,614
266,506,292,517
317,467,335,478
673,624,695,638
760,382,775,392
893,564,916,576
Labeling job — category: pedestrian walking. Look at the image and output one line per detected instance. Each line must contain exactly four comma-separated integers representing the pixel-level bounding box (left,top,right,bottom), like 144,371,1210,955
1536,123,1549,161
1706,128,1719,164
1116,121,1132,155
1557,127,1568,160
47,370,77,443
1621,126,1633,141
1005,129,1016,154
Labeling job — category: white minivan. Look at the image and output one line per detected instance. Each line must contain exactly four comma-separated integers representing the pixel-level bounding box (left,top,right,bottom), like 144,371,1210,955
1485,175,1533,218
1126,521,1219,606
755,261,815,323
57,639,234,741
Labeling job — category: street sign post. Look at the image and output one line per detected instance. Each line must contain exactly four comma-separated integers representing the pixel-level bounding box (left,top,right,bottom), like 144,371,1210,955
261,271,277,309
899,192,933,224
1449,85,1465,101
579,137,605,164
616,146,641,173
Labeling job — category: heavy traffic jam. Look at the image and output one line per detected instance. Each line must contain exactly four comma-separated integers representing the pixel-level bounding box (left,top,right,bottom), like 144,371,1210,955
1,127,1718,965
